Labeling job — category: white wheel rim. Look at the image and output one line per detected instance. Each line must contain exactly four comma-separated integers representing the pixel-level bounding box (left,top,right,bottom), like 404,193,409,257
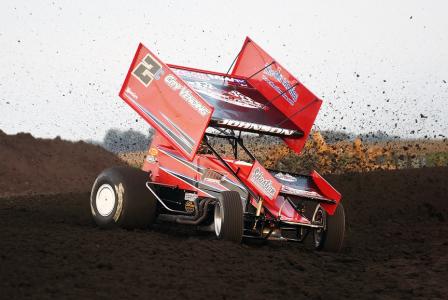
214,203,223,237
313,206,325,247
96,184,116,217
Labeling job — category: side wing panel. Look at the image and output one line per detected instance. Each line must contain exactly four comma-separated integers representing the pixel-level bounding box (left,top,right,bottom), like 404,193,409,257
311,170,342,215
120,43,214,161
231,37,322,154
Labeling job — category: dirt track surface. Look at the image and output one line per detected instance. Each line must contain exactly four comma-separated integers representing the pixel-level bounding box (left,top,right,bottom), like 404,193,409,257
0,133,447,299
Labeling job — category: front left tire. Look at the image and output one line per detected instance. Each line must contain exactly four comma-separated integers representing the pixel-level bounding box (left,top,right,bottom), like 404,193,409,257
90,166,157,229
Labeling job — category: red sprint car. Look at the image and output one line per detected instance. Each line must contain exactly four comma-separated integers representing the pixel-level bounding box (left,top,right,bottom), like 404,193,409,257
90,37,345,251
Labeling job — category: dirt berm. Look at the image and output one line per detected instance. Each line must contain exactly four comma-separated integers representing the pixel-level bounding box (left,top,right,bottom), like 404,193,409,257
0,132,446,299
0,130,125,197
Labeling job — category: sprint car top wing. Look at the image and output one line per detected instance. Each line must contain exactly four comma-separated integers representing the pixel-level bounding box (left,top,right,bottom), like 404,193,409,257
120,38,323,160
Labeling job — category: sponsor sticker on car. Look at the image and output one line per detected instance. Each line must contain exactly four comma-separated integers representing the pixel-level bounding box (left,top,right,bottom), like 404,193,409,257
248,161,281,201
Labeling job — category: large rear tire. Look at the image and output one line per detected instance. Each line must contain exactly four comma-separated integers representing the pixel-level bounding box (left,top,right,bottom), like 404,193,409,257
313,203,345,252
90,166,157,229
213,191,243,243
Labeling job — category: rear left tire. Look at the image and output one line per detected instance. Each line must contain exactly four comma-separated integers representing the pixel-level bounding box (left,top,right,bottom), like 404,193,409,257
313,203,345,252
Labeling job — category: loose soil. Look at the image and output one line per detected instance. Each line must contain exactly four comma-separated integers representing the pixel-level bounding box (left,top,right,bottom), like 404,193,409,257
0,132,446,299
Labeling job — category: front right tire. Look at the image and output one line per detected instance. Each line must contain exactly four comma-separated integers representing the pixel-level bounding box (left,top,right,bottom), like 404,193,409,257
213,191,243,243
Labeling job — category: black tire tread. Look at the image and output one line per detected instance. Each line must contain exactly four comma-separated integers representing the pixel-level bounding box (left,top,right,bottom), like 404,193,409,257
322,203,345,252
90,166,156,229
218,191,243,243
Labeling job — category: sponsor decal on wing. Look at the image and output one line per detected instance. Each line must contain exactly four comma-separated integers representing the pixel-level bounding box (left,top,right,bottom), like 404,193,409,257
216,119,298,136
262,64,298,106
274,172,297,182
164,74,211,117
